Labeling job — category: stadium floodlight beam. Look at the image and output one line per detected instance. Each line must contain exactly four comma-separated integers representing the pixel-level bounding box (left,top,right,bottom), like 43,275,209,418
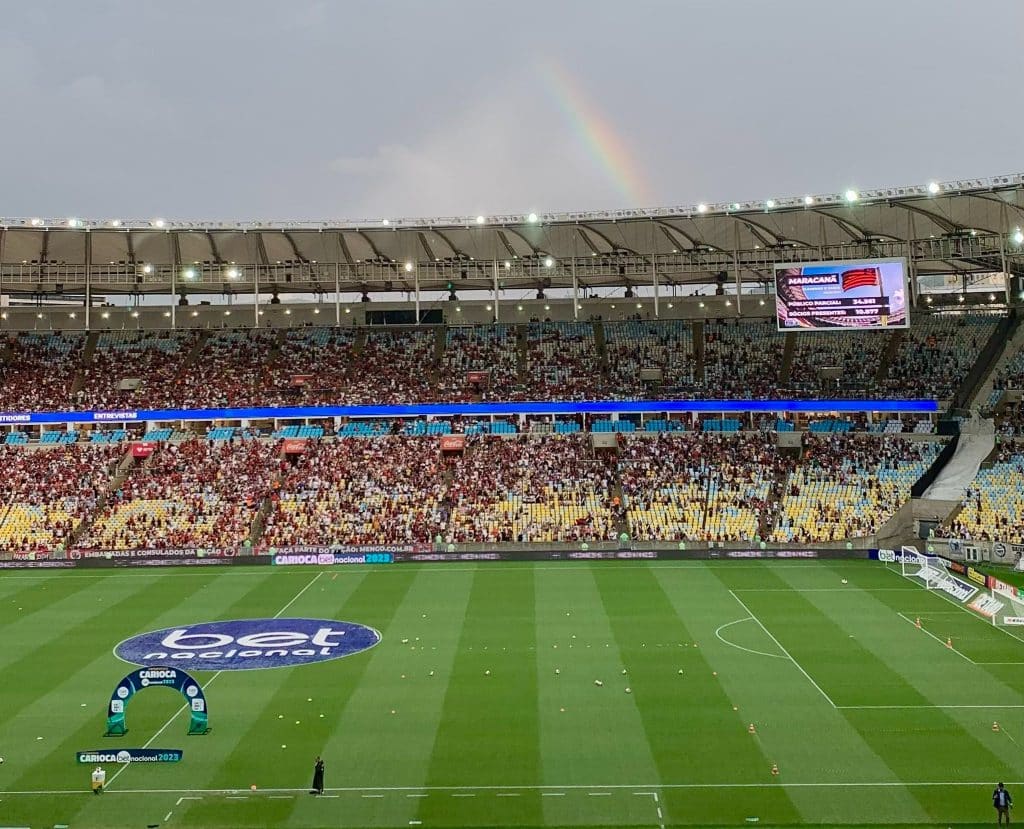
30,218,43,226
226,267,240,279
927,181,941,195
696,203,708,214
475,215,485,225
803,195,815,206
544,256,554,268
765,199,776,209
844,189,859,203
381,219,390,226
141,264,153,275
184,268,197,279
504,261,511,269
527,212,539,224
67,218,82,228
404,262,413,272
1013,228,1024,245
152,218,166,228
109,219,122,227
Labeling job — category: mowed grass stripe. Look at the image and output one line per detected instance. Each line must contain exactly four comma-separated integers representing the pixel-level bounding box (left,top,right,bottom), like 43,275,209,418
416,567,543,827
289,568,476,829
736,566,1018,824
0,572,99,623
178,569,419,828
0,573,132,672
534,566,662,828
2,570,293,829
593,564,804,827
683,564,932,825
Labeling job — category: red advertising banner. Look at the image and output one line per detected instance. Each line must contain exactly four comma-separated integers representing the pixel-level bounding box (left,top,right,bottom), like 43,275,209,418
131,442,156,458
282,438,308,454
440,435,466,452
290,374,314,387
466,370,490,386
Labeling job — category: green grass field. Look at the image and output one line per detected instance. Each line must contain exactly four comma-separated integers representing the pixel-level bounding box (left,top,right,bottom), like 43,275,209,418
2,559,1024,829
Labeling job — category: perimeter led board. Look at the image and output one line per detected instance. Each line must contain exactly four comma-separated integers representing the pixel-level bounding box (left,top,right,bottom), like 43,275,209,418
774,257,909,331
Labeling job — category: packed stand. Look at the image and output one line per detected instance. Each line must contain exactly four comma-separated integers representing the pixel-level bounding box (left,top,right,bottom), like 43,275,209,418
160,330,279,408
771,435,939,543
604,320,694,398
940,447,1024,543
701,320,783,399
78,438,279,550
337,328,438,404
0,444,123,554
620,433,783,542
264,326,357,404
261,436,447,545
0,332,83,411
445,434,619,542
78,331,198,409
440,325,520,400
520,322,603,400
883,314,999,400
783,331,888,396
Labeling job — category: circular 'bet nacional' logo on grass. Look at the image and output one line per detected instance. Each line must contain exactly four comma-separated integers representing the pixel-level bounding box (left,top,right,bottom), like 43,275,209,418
115,618,381,671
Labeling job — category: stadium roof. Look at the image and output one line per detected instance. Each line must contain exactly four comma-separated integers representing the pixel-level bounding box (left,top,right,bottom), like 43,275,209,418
3,173,1024,295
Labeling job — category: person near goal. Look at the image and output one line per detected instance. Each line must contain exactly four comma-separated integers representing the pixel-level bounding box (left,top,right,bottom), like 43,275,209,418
994,782,1013,824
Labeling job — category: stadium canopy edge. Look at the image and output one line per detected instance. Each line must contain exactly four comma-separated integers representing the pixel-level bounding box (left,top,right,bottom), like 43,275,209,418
0,399,938,426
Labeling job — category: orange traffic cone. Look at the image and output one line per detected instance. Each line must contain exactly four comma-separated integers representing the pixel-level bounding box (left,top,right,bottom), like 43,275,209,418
748,723,756,735
946,637,953,649
994,721,1001,732
770,763,779,776
915,617,921,629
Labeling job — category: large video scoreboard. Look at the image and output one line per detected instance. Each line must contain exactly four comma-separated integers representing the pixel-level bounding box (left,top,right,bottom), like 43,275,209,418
774,257,909,331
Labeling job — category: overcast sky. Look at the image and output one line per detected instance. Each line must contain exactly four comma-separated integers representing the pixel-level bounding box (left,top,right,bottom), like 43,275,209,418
2,0,1021,222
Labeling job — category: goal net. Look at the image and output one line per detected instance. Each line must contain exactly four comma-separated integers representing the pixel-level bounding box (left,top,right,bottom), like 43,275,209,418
986,578,1024,629
898,546,978,603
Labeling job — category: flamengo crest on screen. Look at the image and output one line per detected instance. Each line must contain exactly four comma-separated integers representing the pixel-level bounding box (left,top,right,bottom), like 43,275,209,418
115,618,382,671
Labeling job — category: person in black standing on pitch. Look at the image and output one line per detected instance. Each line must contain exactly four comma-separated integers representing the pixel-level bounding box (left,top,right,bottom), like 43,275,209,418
310,756,325,796
994,782,1013,825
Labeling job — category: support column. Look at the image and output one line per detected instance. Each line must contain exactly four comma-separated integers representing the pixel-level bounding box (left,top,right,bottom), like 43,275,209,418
414,268,421,323
84,234,91,331
253,266,260,328
652,255,659,318
335,263,341,325
571,257,579,320
170,233,178,330
734,222,742,315
492,259,500,322
1000,203,1012,305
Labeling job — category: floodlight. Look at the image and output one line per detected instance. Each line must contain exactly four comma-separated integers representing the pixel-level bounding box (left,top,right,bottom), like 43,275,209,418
475,215,485,225
527,213,538,224
153,218,166,228
141,264,153,275
803,195,814,206
226,267,240,279
381,219,389,226
184,268,196,279
765,199,776,209
544,257,554,268
844,189,859,203
1013,228,1024,245
30,218,43,227
696,203,708,214
927,181,941,195
109,219,122,227
404,262,413,272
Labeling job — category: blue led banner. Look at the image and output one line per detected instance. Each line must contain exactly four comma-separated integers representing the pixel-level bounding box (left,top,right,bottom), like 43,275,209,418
0,399,938,425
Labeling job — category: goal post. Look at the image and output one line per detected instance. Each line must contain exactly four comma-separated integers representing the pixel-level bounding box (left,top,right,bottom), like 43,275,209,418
895,545,979,603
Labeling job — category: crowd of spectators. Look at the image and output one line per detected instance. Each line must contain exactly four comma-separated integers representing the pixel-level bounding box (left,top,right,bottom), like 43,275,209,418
445,434,619,542
701,320,783,399
0,444,122,554
79,438,279,550
604,320,694,398
261,436,447,545
78,331,198,409
440,325,521,400
771,435,937,543
519,322,604,400
0,333,83,411
939,447,1024,543
783,331,888,397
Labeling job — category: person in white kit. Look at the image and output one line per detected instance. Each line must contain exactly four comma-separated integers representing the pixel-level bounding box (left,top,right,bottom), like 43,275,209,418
91,765,106,795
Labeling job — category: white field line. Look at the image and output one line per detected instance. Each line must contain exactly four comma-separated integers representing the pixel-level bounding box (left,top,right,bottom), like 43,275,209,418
11,781,1024,796
714,617,787,660
728,589,837,708
897,612,975,663
838,704,1024,710
105,572,324,790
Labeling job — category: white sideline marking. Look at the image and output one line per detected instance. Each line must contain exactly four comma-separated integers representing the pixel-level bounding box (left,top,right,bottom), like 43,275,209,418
588,792,612,796
10,781,1024,796
714,617,787,660
268,795,292,799
105,572,324,791
839,704,1024,710
897,612,975,663
406,793,428,798
496,792,520,797
362,794,384,798
729,590,837,708
164,811,172,822
734,588,920,592
452,793,475,797
225,796,248,800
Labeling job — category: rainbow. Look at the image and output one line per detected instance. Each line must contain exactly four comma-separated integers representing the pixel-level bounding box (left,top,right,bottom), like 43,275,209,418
538,60,654,207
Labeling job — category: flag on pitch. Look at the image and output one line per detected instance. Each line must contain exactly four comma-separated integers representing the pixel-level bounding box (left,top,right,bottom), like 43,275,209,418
841,267,880,291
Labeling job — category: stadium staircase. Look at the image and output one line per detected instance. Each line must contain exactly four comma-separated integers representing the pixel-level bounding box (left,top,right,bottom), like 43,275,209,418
66,447,137,548
178,330,212,376
692,321,705,382
779,334,796,384
433,327,446,387
592,321,611,379
951,309,1019,414
975,311,1024,414
515,325,528,384
352,327,368,356
247,476,279,548
873,329,905,384
69,331,101,398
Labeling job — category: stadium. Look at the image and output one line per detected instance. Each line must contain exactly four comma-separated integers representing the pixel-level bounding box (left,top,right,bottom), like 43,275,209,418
6,3,1024,827
2,174,1024,829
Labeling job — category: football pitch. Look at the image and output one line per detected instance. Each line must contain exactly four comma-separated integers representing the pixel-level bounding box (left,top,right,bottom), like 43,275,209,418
3,560,1024,829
